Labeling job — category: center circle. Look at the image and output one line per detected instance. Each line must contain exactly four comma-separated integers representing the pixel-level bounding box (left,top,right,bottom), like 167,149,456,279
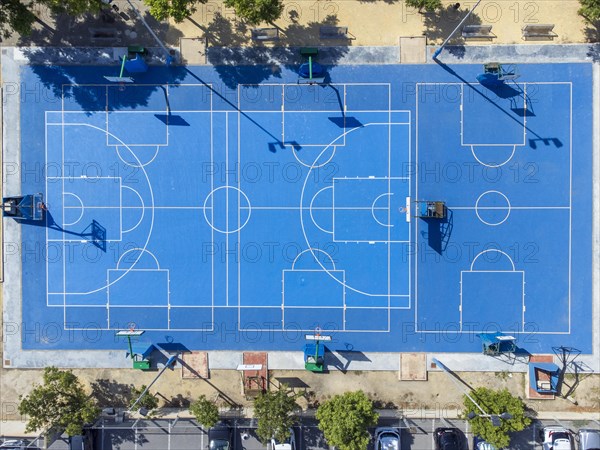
203,186,251,234
475,190,511,226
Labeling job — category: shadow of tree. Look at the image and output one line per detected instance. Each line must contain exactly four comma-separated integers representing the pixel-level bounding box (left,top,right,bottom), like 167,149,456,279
19,47,188,112
16,2,182,48
166,393,191,408
204,13,350,89
90,379,135,407
356,0,399,3
422,5,483,44
97,425,150,449
583,21,600,45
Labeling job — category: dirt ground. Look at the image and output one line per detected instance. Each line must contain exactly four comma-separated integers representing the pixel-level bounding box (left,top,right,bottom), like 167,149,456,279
1,364,598,421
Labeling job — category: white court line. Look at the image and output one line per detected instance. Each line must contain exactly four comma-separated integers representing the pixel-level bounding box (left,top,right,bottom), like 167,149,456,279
241,206,392,210
387,84,392,331
568,82,573,334
47,122,156,302
414,82,574,333
449,206,570,210
52,108,412,115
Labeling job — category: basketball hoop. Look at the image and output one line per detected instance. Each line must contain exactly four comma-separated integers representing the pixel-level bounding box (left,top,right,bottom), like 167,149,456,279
128,322,137,333
314,326,321,338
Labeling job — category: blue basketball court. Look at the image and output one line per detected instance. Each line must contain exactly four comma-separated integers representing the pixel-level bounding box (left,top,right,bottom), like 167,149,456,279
15,61,593,353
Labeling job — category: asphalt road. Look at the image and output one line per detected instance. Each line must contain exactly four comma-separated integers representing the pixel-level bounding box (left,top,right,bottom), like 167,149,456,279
35,416,600,450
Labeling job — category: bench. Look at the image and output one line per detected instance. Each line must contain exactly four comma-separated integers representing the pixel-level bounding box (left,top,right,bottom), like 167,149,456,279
251,28,279,41
522,24,557,39
89,27,121,44
462,24,495,39
319,26,351,39
300,47,319,56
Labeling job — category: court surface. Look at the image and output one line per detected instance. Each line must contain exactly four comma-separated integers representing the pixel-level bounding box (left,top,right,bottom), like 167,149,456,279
16,61,593,353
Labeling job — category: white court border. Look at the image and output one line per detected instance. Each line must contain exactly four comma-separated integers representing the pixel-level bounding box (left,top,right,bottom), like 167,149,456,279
414,82,573,334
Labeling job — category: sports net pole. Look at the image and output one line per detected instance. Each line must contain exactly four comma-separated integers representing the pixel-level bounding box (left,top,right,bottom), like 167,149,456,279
432,0,483,60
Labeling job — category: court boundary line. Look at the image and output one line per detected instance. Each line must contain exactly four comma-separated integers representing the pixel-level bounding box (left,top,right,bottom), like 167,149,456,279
238,89,412,331
44,116,158,322
414,82,573,334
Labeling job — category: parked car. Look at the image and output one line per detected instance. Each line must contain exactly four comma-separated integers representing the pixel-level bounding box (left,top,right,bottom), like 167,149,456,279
0,440,33,450
69,432,95,450
578,429,600,450
208,423,232,450
434,428,461,450
375,427,401,450
271,428,297,450
541,427,574,450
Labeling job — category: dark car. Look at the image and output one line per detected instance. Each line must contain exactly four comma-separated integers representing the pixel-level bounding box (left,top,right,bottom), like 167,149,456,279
208,423,232,450
435,428,461,450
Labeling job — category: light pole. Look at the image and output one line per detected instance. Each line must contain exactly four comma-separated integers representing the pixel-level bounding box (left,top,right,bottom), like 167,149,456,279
431,358,512,427
432,0,483,60
467,411,513,427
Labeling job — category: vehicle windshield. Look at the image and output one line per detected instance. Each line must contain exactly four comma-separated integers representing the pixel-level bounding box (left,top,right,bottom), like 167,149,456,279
378,433,399,450
210,439,230,450
441,434,459,450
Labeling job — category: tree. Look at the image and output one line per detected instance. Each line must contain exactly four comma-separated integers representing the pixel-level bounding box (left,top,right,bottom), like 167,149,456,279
578,0,600,23
462,387,532,449
130,385,159,412
143,0,206,22
190,395,220,428
18,367,100,436
316,391,379,450
0,0,37,39
223,0,284,25
253,386,300,443
404,0,443,13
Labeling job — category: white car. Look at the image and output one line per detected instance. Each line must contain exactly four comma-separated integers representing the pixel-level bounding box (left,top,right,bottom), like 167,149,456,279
0,440,34,450
271,428,296,450
375,427,401,450
578,429,600,450
542,427,574,450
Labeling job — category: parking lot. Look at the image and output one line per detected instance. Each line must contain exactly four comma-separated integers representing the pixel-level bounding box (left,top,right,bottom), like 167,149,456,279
29,417,599,450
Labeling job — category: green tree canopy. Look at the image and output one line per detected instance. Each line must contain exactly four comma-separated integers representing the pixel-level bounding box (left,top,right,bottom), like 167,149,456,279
316,391,379,450
404,0,443,13
223,0,283,25
18,367,100,436
130,385,159,411
143,0,206,22
463,387,532,449
578,0,600,23
254,386,300,443
0,0,36,38
190,395,220,428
